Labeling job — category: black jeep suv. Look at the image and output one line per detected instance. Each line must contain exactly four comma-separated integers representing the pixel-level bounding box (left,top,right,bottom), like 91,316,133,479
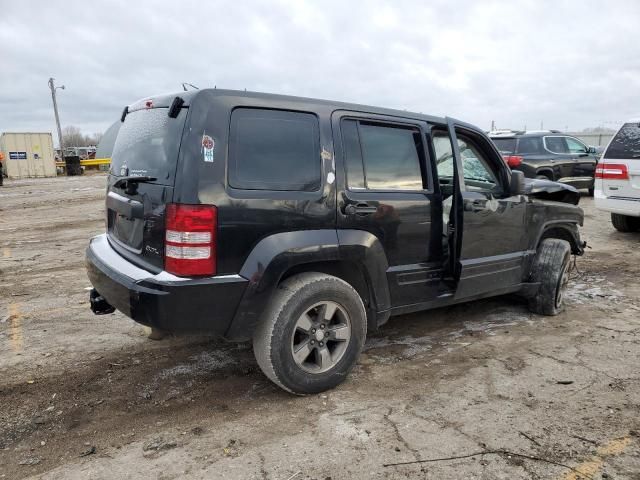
87,90,585,394
490,131,598,195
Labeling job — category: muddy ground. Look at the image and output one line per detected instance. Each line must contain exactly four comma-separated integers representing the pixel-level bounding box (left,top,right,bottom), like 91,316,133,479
0,174,639,479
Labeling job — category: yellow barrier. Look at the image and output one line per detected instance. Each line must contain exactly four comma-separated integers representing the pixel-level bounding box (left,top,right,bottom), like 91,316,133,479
56,158,111,168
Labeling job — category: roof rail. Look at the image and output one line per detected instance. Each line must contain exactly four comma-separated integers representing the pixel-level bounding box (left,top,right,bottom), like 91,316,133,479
488,129,524,136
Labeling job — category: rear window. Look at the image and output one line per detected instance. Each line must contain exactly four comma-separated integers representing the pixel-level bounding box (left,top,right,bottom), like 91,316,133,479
228,108,320,191
604,123,640,159
491,138,516,154
110,107,186,184
342,119,425,191
358,123,424,190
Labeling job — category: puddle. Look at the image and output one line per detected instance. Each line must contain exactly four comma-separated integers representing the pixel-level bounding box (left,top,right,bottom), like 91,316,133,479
566,275,624,305
365,306,534,362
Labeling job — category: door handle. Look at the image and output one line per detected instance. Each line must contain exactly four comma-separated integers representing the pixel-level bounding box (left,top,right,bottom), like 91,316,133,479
464,199,485,212
344,203,377,215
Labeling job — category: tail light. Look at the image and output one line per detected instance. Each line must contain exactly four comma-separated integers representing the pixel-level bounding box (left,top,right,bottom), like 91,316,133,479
595,163,629,180
502,155,523,168
165,204,217,276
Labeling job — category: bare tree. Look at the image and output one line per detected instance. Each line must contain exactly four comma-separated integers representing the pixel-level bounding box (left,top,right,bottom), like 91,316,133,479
85,132,103,146
62,125,86,147
62,126,104,147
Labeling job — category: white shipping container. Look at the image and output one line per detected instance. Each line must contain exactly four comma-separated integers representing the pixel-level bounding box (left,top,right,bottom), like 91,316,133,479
0,132,57,179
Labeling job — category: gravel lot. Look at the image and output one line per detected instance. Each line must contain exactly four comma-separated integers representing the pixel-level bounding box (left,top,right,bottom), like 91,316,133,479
1,174,639,479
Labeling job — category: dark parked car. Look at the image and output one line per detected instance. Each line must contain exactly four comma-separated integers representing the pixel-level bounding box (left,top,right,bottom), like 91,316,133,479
489,131,598,195
87,90,585,394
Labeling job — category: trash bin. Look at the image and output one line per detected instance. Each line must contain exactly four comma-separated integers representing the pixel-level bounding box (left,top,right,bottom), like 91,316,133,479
65,156,82,176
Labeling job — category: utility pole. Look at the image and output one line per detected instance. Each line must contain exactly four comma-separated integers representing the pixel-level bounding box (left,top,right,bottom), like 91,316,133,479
48,78,65,160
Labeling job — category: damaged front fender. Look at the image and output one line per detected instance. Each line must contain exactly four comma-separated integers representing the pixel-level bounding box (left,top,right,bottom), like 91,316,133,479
524,178,581,205
525,187,585,256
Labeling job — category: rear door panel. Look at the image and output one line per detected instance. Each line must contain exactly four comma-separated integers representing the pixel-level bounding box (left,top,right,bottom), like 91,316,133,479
543,136,592,181
332,111,445,308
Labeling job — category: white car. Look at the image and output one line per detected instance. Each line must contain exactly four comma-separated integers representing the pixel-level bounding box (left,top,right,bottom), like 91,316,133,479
594,118,640,232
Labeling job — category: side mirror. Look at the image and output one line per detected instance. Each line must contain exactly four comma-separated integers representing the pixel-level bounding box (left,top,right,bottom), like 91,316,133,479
587,146,597,154
510,170,526,196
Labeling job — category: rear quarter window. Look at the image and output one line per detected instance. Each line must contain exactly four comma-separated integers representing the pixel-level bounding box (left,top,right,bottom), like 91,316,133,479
228,108,321,191
604,123,640,159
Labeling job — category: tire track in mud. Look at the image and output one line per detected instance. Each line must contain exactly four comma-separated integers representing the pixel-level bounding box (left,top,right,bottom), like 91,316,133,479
0,340,270,479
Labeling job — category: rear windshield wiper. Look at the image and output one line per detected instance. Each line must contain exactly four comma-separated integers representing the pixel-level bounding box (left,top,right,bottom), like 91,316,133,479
113,176,157,194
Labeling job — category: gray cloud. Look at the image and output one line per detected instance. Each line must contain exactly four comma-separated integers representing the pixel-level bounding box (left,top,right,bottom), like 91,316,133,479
1,0,638,144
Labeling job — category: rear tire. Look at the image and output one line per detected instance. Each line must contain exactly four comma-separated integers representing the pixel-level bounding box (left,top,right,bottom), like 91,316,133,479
611,213,640,232
588,186,594,196
253,272,367,395
528,239,571,316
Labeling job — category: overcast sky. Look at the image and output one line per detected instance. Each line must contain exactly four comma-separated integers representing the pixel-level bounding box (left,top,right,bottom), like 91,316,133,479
1,0,638,145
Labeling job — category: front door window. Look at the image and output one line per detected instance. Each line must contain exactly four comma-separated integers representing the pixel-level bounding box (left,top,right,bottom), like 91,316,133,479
432,132,502,194
456,137,502,194
565,137,588,154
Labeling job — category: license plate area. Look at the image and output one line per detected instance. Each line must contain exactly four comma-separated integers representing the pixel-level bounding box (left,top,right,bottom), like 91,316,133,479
108,210,144,252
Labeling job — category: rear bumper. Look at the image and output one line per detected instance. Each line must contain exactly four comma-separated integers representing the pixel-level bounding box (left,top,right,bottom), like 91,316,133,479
556,176,594,190
594,191,640,217
86,234,248,334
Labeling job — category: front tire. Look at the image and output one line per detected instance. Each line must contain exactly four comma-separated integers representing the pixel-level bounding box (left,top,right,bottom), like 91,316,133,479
528,239,571,316
611,213,640,232
253,272,367,395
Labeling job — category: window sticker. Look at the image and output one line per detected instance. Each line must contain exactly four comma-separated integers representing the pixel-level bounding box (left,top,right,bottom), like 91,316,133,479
202,134,215,163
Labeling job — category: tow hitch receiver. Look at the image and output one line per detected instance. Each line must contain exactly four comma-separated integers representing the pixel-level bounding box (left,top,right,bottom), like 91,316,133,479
90,288,115,315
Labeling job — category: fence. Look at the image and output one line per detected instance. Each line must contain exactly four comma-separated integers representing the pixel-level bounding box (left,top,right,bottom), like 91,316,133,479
566,132,615,147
